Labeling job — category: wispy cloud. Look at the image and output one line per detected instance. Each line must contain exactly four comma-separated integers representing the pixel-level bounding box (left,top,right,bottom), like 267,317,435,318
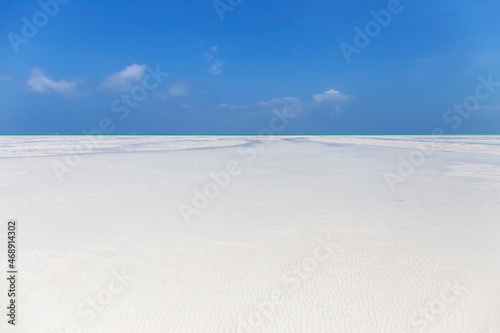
215,90,352,114
99,64,147,92
311,89,354,115
168,81,193,97
208,60,224,75
203,46,218,62
255,97,301,109
27,68,81,97
214,97,302,117
313,89,352,104
153,87,352,124
203,46,224,75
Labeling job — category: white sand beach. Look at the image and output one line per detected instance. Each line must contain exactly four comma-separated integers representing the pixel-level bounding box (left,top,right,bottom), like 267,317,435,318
0,136,499,332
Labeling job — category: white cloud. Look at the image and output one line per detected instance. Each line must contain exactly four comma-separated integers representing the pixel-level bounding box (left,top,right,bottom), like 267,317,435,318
310,89,355,117
215,97,302,117
208,60,224,75
203,46,224,75
159,87,352,121
100,64,147,92
313,89,352,104
27,68,81,97
255,97,301,109
168,81,192,96
204,46,218,61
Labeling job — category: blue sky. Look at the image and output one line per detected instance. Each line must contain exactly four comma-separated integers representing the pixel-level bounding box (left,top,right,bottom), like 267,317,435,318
0,0,499,134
